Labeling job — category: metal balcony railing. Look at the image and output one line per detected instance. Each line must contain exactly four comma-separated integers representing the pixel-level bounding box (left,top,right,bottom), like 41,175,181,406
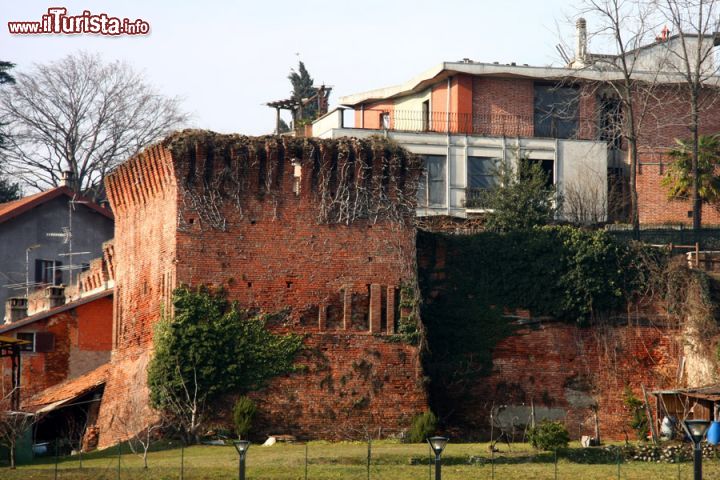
359,109,602,141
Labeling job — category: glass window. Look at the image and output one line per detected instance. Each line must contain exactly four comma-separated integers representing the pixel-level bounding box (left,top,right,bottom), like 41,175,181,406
17,332,34,352
35,259,63,286
534,84,579,139
468,157,499,190
417,155,447,207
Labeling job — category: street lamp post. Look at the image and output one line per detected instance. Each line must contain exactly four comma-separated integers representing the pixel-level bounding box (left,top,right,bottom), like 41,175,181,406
233,440,250,480
684,419,710,480
427,436,449,480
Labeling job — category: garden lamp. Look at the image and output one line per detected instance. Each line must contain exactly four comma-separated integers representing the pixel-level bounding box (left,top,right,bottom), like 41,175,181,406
427,436,449,480
233,440,250,480
684,419,710,480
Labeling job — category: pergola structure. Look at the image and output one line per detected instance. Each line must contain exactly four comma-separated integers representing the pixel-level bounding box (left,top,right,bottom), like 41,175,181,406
0,335,30,410
266,85,332,134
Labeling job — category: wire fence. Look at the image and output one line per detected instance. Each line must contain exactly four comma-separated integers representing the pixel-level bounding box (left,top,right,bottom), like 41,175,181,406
5,440,720,480
606,226,720,250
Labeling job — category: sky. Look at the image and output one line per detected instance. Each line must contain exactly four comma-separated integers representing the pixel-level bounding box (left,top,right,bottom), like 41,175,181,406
1,1,582,136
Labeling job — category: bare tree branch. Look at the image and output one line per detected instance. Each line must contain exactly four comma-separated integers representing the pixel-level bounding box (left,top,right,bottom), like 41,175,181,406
0,52,189,200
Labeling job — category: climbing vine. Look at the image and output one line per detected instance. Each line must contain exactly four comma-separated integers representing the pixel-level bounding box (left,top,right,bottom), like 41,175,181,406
163,130,422,230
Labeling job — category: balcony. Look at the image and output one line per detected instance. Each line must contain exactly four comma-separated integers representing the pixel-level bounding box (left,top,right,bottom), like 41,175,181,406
357,109,599,141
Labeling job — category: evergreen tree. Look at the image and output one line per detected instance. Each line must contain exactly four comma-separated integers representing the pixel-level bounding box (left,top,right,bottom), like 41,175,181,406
0,176,21,203
0,60,17,202
480,150,561,232
288,61,317,123
0,61,14,86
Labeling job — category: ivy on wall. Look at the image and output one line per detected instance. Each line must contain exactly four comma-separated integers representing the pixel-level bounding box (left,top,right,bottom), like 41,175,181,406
418,226,650,421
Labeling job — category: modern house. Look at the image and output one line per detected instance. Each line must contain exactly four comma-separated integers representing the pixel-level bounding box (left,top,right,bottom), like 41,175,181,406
313,20,720,225
0,180,114,321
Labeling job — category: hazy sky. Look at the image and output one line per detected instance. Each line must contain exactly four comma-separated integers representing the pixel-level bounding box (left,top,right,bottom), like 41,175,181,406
2,1,582,135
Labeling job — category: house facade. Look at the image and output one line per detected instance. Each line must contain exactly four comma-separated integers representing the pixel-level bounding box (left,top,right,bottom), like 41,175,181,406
0,246,115,403
0,184,114,321
313,21,720,225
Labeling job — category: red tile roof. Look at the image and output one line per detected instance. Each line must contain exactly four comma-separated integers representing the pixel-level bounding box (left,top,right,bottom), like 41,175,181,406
22,363,110,412
0,289,113,334
0,186,113,225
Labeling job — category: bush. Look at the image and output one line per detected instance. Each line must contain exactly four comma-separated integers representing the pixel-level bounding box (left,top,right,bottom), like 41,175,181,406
409,411,437,443
623,386,649,441
527,421,570,451
233,396,256,439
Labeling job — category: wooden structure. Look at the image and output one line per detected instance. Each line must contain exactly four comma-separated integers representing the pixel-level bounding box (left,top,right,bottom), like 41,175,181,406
0,335,30,410
266,85,332,135
652,385,720,432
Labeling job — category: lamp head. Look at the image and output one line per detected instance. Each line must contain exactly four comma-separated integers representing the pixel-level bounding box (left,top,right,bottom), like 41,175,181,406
233,439,251,457
427,436,449,456
684,419,710,444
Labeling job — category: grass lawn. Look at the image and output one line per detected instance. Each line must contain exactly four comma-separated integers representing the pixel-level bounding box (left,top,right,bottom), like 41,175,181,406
3,441,720,479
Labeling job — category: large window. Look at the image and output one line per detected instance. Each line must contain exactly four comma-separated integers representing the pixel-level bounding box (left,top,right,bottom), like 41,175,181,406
534,84,579,139
466,156,499,209
468,156,499,190
417,155,447,208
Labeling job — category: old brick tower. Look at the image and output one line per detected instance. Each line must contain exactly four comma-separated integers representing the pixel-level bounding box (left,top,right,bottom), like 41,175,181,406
94,130,428,447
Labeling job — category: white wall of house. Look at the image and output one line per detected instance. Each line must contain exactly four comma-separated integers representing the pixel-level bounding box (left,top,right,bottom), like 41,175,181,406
314,126,608,222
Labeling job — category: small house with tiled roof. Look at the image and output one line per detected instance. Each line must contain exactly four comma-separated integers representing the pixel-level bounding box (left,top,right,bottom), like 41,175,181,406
0,181,113,321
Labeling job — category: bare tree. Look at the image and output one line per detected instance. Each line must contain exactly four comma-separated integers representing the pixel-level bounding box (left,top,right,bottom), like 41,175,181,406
151,362,205,445
574,0,664,236
0,390,38,469
655,0,720,230
116,393,165,469
0,52,188,200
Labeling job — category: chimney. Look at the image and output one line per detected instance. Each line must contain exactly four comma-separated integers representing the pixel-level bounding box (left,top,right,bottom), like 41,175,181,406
45,285,66,309
575,18,588,66
60,170,74,189
4,297,28,324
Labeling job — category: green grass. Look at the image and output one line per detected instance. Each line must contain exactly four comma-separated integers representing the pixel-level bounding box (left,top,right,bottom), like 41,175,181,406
3,441,720,479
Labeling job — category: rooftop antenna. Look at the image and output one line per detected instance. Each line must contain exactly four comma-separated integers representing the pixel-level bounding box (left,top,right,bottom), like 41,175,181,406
556,44,571,65
46,194,91,286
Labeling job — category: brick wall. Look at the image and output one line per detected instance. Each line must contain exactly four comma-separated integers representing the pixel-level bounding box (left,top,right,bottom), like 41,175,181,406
95,132,428,448
456,321,680,440
472,77,535,137
417,231,683,440
633,88,720,225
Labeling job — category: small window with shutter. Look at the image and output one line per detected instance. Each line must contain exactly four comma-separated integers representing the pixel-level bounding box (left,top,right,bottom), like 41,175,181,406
35,332,55,353
15,332,55,353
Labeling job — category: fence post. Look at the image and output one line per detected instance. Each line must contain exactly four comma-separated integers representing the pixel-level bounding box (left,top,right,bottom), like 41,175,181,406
491,446,495,480
367,438,371,480
617,447,621,480
304,443,308,480
180,443,185,480
117,443,121,480
54,441,59,480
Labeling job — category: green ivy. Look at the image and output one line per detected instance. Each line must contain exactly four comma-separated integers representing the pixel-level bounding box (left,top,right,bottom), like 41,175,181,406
148,286,304,413
419,226,648,421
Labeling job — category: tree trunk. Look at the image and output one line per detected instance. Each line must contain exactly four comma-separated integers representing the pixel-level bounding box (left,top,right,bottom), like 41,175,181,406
10,441,16,469
691,88,701,232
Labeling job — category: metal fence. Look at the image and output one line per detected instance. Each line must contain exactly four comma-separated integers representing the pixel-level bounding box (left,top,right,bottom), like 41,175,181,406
5,440,720,480
606,226,720,250
359,109,600,141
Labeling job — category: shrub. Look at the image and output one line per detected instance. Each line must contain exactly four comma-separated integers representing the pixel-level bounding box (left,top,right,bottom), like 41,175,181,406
409,411,437,443
233,396,256,439
623,386,649,441
527,421,570,451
